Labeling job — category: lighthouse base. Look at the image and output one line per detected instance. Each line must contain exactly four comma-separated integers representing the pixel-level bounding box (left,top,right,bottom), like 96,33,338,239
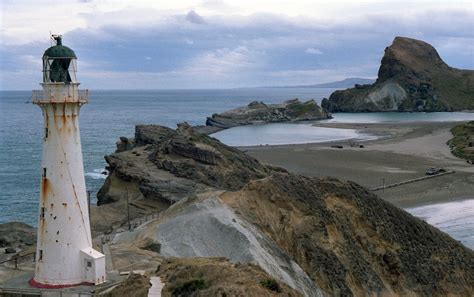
28,278,93,289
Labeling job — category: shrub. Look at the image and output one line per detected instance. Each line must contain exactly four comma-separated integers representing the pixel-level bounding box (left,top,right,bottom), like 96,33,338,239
259,279,281,292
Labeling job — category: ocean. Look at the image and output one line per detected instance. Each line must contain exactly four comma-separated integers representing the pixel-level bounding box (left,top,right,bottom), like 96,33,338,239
0,88,336,226
1,88,473,249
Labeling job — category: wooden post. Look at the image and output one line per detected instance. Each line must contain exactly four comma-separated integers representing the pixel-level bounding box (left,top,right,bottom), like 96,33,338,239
126,187,131,231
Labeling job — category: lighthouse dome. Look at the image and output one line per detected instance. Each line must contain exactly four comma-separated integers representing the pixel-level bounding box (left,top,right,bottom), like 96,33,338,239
43,36,76,58
43,45,76,58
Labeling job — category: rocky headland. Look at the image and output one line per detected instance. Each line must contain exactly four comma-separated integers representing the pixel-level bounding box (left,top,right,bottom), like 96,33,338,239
92,122,281,234
322,36,474,112
93,123,473,296
203,98,331,132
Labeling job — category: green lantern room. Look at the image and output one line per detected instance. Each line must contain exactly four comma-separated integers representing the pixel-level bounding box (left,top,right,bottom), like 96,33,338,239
42,35,78,84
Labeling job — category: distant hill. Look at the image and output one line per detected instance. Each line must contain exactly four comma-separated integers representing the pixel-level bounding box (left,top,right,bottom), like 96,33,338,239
253,78,375,89
322,37,474,112
303,77,375,88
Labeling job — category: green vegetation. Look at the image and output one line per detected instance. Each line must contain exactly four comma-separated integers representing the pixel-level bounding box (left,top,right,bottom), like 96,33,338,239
287,100,318,115
171,279,209,296
448,121,474,161
432,73,474,111
259,279,282,292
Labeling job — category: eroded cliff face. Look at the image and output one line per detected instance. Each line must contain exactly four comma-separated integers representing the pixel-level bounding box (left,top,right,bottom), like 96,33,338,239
221,174,474,296
206,99,331,130
322,37,474,112
93,123,278,233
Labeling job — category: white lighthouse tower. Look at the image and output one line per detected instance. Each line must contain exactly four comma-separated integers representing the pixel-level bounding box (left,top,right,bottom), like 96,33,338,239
30,35,106,288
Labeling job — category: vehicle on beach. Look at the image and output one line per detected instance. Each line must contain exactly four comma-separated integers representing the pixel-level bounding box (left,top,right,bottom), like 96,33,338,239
425,167,446,175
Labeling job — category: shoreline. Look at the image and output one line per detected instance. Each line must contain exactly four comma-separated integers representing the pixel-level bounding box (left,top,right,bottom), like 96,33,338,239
240,121,474,208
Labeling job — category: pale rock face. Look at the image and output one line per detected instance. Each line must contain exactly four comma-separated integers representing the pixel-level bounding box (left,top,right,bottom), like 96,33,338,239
367,82,407,110
128,193,325,297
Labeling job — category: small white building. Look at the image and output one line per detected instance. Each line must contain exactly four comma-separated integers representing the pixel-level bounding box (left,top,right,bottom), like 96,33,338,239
30,35,106,288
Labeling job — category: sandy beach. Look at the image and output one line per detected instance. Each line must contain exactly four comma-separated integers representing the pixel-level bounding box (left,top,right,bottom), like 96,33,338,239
243,121,474,208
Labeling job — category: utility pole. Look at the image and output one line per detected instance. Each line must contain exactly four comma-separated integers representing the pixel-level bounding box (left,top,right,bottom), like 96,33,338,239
168,180,172,205
126,187,131,231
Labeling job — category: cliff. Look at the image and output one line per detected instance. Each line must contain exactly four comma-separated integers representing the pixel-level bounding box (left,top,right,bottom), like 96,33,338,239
93,122,280,233
97,124,474,296
205,99,331,130
322,37,474,112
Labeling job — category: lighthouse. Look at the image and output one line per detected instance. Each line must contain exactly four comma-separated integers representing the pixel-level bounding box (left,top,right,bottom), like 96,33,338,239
30,35,106,288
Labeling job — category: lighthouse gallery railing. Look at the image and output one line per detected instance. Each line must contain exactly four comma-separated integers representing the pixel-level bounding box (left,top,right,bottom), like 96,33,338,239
32,89,89,104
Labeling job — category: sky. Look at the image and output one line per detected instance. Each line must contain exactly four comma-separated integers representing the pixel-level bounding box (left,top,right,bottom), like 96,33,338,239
0,0,473,90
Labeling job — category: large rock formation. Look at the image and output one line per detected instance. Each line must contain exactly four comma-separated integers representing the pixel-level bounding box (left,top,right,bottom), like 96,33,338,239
205,99,331,130
98,123,274,205
93,123,280,233
98,124,473,296
322,37,474,112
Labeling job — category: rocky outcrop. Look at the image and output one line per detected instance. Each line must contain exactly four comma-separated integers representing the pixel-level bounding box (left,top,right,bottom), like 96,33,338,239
94,123,279,232
222,174,474,296
322,37,474,112
206,99,331,130
0,222,35,249
0,222,36,263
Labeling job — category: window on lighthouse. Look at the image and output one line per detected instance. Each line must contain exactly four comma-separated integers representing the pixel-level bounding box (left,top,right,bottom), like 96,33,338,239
44,58,74,83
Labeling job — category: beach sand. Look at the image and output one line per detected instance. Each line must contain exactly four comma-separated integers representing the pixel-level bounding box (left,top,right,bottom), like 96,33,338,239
243,121,474,208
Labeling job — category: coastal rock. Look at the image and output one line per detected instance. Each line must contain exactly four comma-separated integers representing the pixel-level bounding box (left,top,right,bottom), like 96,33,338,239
0,222,36,248
322,36,474,112
206,98,331,130
94,123,278,232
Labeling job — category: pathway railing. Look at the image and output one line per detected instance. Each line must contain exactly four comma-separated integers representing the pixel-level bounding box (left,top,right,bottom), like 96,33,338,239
0,252,35,269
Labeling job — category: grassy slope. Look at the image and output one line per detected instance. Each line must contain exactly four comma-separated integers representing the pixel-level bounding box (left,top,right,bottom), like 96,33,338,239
448,121,474,161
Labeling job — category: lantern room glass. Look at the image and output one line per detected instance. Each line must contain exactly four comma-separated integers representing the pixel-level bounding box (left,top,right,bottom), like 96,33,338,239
43,57,77,83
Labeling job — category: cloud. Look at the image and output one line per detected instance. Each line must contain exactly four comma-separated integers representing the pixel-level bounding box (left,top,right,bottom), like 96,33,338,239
0,1,473,90
185,10,206,24
305,48,323,55
183,46,261,77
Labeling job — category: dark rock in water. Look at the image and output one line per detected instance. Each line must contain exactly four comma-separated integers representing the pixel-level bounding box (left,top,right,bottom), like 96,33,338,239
322,37,474,112
206,98,331,129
